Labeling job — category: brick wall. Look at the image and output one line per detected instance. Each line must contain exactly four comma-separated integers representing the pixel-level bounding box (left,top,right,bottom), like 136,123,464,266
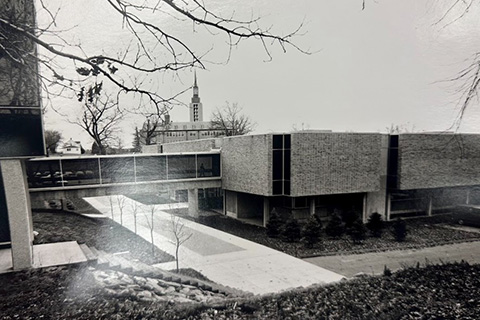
161,138,219,153
290,132,382,196
222,135,272,196
398,133,480,190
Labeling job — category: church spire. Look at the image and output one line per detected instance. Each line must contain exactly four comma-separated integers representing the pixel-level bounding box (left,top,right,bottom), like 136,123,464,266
190,71,203,122
193,71,199,98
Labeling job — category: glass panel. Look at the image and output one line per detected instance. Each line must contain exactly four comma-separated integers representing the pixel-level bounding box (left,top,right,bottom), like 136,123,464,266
26,160,61,188
283,180,290,195
272,150,283,180
273,135,283,149
60,158,100,186
0,168,10,243
283,149,291,180
100,157,135,183
284,134,291,149
167,155,196,179
273,180,283,195
197,154,221,177
135,156,167,182
211,154,221,177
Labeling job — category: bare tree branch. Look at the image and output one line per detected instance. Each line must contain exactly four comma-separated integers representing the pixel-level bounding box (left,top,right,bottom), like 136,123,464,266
210,102,255,136
1,0,308,121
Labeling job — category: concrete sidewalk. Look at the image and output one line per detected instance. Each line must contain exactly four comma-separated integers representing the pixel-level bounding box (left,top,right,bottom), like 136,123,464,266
84,195,344,295
305,241,480,277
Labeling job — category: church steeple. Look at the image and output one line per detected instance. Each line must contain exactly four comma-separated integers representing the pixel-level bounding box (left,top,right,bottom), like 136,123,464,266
190,71,203,122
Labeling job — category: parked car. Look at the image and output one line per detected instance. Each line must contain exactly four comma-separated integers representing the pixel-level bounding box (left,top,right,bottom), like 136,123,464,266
454,205,480,227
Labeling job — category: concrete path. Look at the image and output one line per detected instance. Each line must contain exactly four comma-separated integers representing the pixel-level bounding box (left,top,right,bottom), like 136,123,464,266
305,241,480,277
84,195,344,295
0,241,87,273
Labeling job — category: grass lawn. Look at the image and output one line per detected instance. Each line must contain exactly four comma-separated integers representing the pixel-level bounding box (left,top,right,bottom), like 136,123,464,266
32,210,174,265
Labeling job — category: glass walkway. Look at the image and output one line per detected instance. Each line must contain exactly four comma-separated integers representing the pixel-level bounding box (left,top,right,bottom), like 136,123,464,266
26,152,221,190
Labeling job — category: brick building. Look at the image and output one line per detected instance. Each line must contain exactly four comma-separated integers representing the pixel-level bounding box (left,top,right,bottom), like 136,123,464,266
158,131,480,226
142,73,228,149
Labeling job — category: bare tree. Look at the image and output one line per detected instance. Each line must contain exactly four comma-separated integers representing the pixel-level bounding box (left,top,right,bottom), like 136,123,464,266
44,129,62,155
130,201,139,234
72,82,123,155
170,213,192,273
144,205,157,258
108,195,114,220
386,123,416,134
140,114,162,145
132,127,141,153
116,195,126,226
0,0,307,120
210,102,255,136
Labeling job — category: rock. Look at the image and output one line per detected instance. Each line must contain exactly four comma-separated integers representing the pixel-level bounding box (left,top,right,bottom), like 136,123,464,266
103,278,124,289
104,288,117,295
133,276,147,285
173,297,194,303
159,280,181,288
180,287,190,295
353,272,369,278
118,288,133,297
165,286,176,294
137,290,153,300
189,289,203,297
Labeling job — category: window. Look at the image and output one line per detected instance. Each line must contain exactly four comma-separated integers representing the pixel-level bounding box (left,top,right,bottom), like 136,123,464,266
272,134,291,195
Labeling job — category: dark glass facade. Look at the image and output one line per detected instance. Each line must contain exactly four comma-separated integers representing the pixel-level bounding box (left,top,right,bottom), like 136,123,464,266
272,134,291,195
27,153,221,189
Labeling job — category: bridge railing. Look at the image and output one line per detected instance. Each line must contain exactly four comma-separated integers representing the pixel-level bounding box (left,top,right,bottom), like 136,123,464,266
26,152,221,189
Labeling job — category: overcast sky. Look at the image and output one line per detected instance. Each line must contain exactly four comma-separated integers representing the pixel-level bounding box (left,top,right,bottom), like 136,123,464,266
39,0,480,148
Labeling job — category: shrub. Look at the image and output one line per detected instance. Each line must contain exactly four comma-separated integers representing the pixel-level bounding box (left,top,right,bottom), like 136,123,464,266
392,218,408,242
301,215,323,248
350,219,367,244
325,213,345,238
342,208,359,229
366,212,384,238
281,218,301,242
383,265,392,277
266,209,283,238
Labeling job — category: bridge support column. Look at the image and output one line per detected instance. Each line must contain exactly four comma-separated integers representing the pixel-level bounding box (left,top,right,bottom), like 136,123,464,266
1,160,33,270
309,197,316,216
188,188,199,218
263,197,270,227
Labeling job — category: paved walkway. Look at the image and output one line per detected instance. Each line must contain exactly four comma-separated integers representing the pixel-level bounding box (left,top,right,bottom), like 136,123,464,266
0,241,87,273
305,241,480,277
84,195,344,295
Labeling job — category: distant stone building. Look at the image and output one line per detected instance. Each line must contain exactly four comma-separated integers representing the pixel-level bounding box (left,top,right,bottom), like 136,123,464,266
141,73,227,151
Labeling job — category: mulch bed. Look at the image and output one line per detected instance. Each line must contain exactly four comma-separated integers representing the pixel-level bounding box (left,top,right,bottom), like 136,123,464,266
191,214,480,258
32,210,174,265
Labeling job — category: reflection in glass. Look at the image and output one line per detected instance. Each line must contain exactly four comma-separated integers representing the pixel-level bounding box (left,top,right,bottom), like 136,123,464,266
26,160,61,188
167,155,196,179
61,158,100,186
100,157,135,183
135,156,167,182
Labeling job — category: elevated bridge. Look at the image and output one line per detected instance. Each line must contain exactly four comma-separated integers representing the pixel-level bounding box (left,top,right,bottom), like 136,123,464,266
27,152,221,217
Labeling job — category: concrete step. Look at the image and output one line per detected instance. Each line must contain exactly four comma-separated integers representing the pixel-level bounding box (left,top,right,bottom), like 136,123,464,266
78,243,97,265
